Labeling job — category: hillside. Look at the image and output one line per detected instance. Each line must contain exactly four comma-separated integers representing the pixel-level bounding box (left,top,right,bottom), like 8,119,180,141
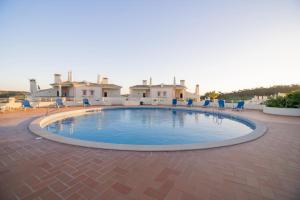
218,84,300,101
0,91,29,99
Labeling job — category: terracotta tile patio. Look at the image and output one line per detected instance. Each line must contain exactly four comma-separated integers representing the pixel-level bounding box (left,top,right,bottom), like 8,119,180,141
0,107,300,199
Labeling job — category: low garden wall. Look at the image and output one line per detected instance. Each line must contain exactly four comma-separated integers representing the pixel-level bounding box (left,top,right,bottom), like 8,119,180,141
263,106,300,117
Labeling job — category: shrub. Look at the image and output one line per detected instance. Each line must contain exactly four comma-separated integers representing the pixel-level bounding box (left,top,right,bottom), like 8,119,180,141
265,91,300,108
286,91,300,108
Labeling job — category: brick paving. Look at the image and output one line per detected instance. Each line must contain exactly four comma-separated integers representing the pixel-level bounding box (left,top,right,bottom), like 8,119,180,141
0,107,300,200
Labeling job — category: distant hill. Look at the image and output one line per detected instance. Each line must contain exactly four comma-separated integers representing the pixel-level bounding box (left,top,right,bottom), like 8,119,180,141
218,84,300,101
0,91,29,99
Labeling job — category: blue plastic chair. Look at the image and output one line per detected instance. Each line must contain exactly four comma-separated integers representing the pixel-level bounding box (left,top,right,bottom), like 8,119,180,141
83,98,91,106
218,99,225,109
22,100,32,110
233,101,244,111
172,99,177,106
56,98,64,108
187,99,193,106
202,100,210,107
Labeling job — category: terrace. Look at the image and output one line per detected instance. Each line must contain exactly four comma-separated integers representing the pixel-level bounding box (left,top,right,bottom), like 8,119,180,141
0,106,299,200
1,0,300,199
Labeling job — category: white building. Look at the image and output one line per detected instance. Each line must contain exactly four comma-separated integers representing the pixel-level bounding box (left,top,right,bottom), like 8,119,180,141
129,77,200,102
30,72,122,100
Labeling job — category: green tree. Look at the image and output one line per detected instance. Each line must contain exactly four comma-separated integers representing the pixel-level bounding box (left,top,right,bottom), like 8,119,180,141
205,91,219,100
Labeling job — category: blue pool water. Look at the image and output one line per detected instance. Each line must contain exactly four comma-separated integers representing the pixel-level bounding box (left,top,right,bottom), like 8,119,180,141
44,108,254,145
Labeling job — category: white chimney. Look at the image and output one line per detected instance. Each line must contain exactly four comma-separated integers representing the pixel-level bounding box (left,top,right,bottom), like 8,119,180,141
101,77,108,84
143,80,147,85
97,74,101,84
149,77,152,85
195,84,199,95
54,74,62,84
173,76,176,85
29,79,37,95
180,80,185,86
67,71,72,82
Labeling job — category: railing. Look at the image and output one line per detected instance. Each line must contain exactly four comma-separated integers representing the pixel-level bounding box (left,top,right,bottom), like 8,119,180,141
0,96,265,111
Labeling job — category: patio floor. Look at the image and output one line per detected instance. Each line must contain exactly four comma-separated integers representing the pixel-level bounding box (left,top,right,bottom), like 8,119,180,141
0,107,299,200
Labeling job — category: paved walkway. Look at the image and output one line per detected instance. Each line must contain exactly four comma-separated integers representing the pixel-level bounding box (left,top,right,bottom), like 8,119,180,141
0,107,299,200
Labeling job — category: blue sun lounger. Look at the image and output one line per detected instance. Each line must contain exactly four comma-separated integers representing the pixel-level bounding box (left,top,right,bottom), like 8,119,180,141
22,100,32,110
233,101,244,111
83,98,91,107
56,98,64,108
187,99,193,107
218,99,225,109
172,99,177,106
202,100,210,107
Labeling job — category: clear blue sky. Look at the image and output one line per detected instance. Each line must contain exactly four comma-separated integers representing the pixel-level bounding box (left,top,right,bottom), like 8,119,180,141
0,0,299,94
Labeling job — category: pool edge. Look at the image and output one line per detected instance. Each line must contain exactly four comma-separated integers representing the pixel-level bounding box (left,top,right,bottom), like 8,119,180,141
28,106,268,151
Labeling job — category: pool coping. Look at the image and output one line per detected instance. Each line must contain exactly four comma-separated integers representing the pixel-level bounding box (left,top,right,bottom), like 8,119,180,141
28,106,267,151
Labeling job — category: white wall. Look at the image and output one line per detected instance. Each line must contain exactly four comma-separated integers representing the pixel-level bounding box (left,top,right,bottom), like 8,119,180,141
68,87,74,97
35,88,57,97
75,86,102,100
129,89,150,98
184,91,200,102
102,89,121,97
263,106,300,116
150,87,174,99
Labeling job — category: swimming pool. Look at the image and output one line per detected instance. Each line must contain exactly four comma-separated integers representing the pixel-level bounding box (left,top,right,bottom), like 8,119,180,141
43,107,255,146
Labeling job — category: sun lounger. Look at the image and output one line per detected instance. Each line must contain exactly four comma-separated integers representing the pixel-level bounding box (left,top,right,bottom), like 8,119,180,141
202,100,210,107
218,99,225,109
83,98,91,107
56,98,64,108
233,101,244,111
187,99,193,107
172,99,177,106
22,100,32,110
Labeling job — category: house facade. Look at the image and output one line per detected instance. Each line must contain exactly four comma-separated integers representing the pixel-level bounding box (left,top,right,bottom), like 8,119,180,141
30,72,122,100
129,78,200,102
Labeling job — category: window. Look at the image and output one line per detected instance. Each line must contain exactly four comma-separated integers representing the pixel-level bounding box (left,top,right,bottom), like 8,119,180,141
90,90,94,95
157,91,161,97
163,91,167,96
143,93,146,97
82,90,87,95
104,92,108,97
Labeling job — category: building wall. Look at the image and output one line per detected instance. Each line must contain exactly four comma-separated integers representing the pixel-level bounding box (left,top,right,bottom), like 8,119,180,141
74,86,102,100
175,89,185,99
34,88,57,97
129,86,197,100
68,87,74,97
185,91,200,102
129,89,150,98
102,89,121,97
150,87,174,98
